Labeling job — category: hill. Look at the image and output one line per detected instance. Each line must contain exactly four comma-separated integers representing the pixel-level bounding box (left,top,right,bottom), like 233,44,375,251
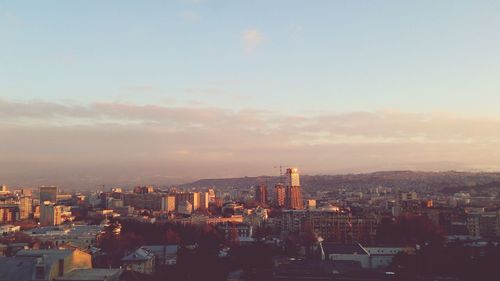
178,171,500,192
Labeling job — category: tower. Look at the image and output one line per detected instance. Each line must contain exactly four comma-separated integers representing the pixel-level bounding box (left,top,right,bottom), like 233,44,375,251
285,168,303,210
39,186,57,203
255,183,268,206
275,183,286,208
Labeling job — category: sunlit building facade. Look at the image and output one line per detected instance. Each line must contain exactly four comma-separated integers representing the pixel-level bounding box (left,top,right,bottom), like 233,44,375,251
285,168,303,210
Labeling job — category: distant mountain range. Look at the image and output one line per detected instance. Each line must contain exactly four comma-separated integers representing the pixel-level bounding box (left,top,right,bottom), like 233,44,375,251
179,170,500,192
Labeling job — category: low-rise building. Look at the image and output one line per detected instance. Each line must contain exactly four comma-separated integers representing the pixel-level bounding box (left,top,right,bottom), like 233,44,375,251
323,243,370,268
140,245,179,266
0,224,21,235
0,249,123,281
121,247,155,274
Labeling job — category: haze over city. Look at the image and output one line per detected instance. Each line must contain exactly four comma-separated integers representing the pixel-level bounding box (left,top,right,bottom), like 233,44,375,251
2,0,500,187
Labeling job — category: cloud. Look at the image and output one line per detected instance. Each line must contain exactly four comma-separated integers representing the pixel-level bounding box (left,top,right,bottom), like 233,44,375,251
179,10,200,23
2,99,500,187
241,29,264,54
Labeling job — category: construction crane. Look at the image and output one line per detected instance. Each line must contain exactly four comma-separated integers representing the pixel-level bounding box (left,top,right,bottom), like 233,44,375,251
273,164,285,177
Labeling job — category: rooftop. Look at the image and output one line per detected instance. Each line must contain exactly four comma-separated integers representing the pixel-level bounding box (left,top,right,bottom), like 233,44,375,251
122,248,154,262
322,243,369,255
55,268,123,281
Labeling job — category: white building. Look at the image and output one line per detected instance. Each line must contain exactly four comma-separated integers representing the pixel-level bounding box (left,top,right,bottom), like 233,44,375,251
364,246,415,269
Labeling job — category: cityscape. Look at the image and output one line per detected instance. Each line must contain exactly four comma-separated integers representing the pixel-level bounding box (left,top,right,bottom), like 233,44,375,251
2,168,500,280
2,1,500,281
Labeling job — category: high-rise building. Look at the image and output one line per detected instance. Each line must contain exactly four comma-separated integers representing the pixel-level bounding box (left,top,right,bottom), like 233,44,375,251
255,184,268,206
275,183,286,207
178,201,193,215
40,186,57,203
19,196,33,219
394,191,419,217
0,206,19,223
175,192,200,212
40,201,62,226
285,168,303,210
161,195,176,212
207,188,216,203
200,192,209,209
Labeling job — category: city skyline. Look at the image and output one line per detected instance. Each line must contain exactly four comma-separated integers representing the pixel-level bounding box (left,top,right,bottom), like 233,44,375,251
2,1,500,187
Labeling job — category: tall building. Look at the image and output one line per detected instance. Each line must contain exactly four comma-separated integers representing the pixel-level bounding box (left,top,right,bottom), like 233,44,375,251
285,168,303,210
178,201,193,215
39,186,57,203
275,183,286,207
394,191,419,217
255,184,268,206
122,193,164,210
175,192,200,212
161,195,176,212
40,201,62,226
200,191,209,209
207,188,216,203
0,206,19,223
19,196,33,219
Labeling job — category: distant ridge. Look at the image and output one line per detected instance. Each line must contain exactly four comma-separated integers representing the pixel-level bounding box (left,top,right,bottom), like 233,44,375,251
178,170,500,192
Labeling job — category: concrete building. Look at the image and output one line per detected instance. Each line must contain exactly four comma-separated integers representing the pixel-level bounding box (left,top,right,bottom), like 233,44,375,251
280,206,377,243
275,183,286,207
255,183,268,206
217,223,253,242
394,190,418,217
200,191,209,209
306,199,317,209
122,247,155,274
364,246,415,269
0,205,20,223
0,224,20,235
0,185,9,195
40,201,63,226
323,243,370,268
15,249,91,280
24,224,105,250
122,193,163,210
140,245,179,266
207,188,216,203
40,186,57,203
54,268,123,281
177,201,193,215
285,168,303,210
19,196,33,219
0,249,123,281
175,192,200,211
466,210,499,238
161,195,176,212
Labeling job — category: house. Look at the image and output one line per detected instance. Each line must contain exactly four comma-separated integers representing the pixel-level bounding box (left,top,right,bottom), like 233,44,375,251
0,249,123,281
140,245,179,266
121,247,155,274
15,249,92,280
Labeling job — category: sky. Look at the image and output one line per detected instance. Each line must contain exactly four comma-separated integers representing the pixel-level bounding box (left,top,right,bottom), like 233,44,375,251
1,0,500,188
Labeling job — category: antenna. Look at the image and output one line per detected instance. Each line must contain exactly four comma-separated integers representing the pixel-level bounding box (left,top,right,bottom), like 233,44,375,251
273,165,284,177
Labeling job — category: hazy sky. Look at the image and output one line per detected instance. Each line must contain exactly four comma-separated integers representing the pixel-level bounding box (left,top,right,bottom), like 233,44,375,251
1,1,500,188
